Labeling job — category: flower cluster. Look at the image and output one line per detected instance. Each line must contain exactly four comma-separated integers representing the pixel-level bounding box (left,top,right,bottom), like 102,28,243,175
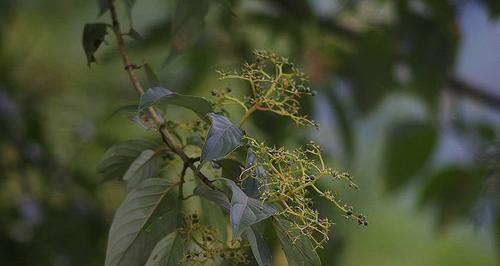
242,137,367,249
216,50,319,128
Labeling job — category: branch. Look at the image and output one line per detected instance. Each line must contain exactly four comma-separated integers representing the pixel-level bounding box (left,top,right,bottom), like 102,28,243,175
448,77,500,110
106,0,216,189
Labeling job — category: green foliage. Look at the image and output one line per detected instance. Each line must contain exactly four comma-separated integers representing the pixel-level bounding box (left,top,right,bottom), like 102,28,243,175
200,113,243,165
97,139,160,182
383,120,437,190
89,17,365,262
138,87,213,121
145,231,184,266
82,23,108,66
272,217,321,266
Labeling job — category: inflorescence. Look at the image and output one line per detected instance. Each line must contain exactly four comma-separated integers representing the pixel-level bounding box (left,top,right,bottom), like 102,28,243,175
241,137,367,249
215,50,319,128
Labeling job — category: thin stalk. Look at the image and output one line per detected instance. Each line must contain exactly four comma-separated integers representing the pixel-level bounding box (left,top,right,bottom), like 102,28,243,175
106,0,215,189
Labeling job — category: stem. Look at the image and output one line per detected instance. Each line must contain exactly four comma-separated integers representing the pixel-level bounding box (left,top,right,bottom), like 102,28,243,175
106,0,216,189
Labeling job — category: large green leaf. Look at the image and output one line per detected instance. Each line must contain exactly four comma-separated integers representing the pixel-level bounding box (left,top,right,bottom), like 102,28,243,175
244,227,272,266
138,87,213,121
383,120,436,190
200,113,243,165
123,149,164,190
145,231,184,266
97,140,159,182
221,179,276,237
82,23,108,66
272,217,321,266
105,178,179,266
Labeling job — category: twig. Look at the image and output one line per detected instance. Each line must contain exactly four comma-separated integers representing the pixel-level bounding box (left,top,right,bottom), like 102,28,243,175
106,0,216,189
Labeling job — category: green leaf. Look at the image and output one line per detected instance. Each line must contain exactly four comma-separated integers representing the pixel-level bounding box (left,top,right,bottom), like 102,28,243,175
221,179,276,237
185,134,204,148
272,217,321,266
106,104,139,120
123,149,164,190
97,140,159,183
82,23,108,66
193,185,230,211
216,158,243,180
383,120,436,190
243,227,272,266
195,186,229,241
127,28,144,41
144,63,160,87
244,148,267,197
145,231,184,266
138,87,213,121
105,178,179,266
200,113,243,165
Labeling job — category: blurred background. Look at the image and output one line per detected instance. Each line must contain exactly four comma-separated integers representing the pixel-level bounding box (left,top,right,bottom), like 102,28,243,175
0,0,499,265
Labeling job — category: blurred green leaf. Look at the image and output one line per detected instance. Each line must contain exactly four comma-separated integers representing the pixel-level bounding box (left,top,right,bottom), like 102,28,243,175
82,23,109,66
272,217,321,266
105,178,179,266
97,0,109,16
163,0,210,66
97,139,159,182
419,166,482,226
145,231,184,266
200,113,243,164
383,120,437,190
127,28,144,41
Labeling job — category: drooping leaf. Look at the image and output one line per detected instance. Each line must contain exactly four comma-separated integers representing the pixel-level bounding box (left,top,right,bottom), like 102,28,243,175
106,104,139,120
97,140,159,182
221,179,276,237
193,185,230,211
272,217,321,266
245,148,267,197
105,178,179,266
144,63,160,87
123,149,164,190
200,113,243,165
138,87,213,121
82,23,108,66
383,120,436,190
244,226,272,266
145,231,184,266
